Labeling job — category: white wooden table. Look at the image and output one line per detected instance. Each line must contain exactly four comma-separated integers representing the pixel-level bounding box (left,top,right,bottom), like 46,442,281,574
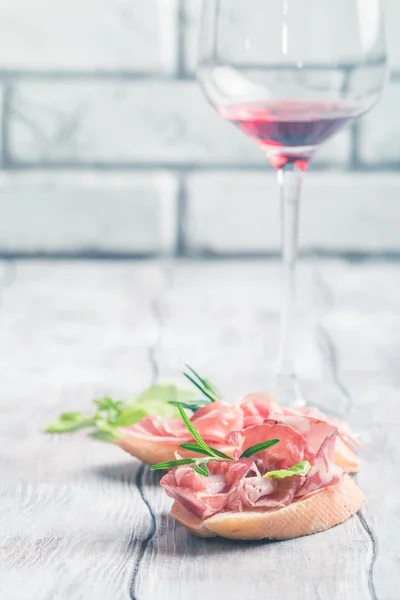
0,259,399,600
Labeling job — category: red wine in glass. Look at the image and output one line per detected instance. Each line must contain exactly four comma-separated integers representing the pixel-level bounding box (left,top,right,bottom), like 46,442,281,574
219,100,357,170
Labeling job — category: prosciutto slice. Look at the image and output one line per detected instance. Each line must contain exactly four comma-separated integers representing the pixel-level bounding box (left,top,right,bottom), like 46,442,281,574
232,415,342,491
120,401,243,445
267,413,338,463
240,393,282,428
297,432,342,496
287,405,362,449
160,459,303,520
226,422,306,471
237,396,360,473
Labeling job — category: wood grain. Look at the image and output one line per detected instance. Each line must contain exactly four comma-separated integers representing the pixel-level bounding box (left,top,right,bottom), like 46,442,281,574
0,259,398,600
0,261,166,600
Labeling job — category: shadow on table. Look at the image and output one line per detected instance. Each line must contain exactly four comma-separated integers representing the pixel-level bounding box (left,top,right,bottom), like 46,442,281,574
88,461,163,487
154,511,285,558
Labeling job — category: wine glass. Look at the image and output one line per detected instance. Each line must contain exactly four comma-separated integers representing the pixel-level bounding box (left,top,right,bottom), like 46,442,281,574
197,0,387,407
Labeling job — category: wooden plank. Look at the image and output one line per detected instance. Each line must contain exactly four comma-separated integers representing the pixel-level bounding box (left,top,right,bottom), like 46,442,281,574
311,262,400,600
134,261,383,600
0,260,166,600
1,259,399,600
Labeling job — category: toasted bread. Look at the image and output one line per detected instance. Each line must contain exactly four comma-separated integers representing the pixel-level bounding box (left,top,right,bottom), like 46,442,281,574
171,474,363,540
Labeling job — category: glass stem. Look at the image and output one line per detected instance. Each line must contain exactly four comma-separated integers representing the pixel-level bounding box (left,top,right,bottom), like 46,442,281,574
275,162,304,406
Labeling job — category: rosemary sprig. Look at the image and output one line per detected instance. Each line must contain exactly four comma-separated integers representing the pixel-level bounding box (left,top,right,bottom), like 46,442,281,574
180,442,232,460
240,439,280,459
149,458,196,470
183,365,222,404
150,403,281,476
168,399,210,411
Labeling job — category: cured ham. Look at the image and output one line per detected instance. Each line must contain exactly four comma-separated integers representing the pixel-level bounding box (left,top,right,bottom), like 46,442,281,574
160,459,304,520
117,391,360,473
159,411,361,540
116,401,242,465
240,393,282,428
227,414,342,494
227,422,306,470
297,432,342,496
238,398,360,473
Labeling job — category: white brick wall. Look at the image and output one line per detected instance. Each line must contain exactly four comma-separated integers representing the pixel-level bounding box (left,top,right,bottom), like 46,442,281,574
359,82,400,165
0,0,396,256
0,172,177,254
0,0,178,73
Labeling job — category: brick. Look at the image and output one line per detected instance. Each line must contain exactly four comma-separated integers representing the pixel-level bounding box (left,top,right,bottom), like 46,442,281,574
359,82,400,164
0,0,178,73
386,0,400,71
0,172,177,254
185,172,400,254
182,0,202,75
8,80,350,166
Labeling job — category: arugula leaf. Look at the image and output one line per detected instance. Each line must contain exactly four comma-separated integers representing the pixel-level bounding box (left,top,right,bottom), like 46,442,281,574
113,405,150,427
43,383,187,439
90,430,119,444
43,412,94,434
239,439,280,459
94,418,123,440
94,397,124,424
135,384,194,406
135,384,195,418
150,458,196,471
264,460,311,480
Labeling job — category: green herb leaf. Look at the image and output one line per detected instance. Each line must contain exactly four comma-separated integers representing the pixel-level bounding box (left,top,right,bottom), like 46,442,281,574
207,447,233,460
183,373,217,403
150,458,196,471
94,418,123,440
113,405,150,427
135,384,195,418
135,384,192,406
179,442,216,457
179,442,233,460
94,397,124,424
185,365,222,401
194,461,209,477
264,460,311,480
43,412,94,434
90,430,118,444
168,399,210,411
176,404,216,455
239,438,280,459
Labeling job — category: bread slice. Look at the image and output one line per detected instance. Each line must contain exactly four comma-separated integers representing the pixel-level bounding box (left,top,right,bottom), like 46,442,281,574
334,437,360,473
171,474,363,540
